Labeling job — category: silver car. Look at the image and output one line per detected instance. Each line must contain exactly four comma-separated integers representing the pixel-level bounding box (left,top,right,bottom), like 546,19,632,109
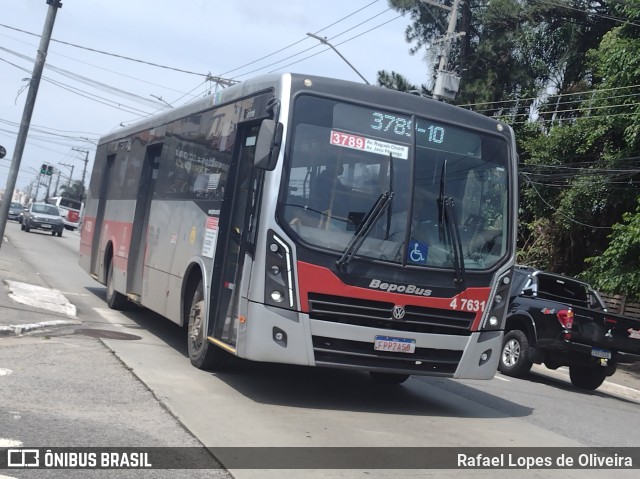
8,202,24,221
21,203,64,237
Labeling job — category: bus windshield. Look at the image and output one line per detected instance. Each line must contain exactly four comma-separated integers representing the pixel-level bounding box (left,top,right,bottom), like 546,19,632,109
280,95,510,270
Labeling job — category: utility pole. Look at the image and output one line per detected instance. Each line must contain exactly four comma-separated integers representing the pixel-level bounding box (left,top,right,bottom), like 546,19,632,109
53,168,61,195
71,147,89,188
34,173,41,203
59,162,74,186
423,0,464,101
0,0,62,251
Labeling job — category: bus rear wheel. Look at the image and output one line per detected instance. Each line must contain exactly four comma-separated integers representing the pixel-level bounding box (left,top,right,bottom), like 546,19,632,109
187,280,227,370
106,259,128,310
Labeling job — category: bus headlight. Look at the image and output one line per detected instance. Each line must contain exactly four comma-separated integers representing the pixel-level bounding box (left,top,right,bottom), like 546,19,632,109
265,230,296,310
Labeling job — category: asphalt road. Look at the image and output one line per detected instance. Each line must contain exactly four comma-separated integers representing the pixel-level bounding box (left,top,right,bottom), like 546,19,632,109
2,220,640,479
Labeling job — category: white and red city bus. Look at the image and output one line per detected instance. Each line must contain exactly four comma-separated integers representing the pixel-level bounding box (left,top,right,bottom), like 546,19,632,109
47,196,82,231
80,73,518,384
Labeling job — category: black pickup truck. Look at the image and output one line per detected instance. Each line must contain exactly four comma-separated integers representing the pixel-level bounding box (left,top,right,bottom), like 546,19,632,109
499,266,640,390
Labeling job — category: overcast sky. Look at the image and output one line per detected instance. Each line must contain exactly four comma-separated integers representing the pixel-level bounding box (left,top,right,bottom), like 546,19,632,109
0,0,430,195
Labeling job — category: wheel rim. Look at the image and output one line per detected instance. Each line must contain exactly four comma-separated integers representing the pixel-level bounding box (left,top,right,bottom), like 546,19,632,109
188,299,205,354
502,339,521,367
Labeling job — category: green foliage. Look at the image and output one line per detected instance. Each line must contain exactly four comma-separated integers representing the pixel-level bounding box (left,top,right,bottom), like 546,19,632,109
58,181,85,202
380,1,640,293
581,199,640,299
376,70,421,93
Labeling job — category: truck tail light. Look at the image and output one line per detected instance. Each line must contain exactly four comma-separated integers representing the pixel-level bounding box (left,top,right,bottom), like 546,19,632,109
557,309,574,329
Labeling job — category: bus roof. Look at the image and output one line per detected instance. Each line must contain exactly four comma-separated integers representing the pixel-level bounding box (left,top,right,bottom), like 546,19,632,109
98,73,510,145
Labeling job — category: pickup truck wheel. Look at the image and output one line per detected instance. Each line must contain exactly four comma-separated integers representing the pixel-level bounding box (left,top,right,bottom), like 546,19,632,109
499,330,533,377
569,366,607,390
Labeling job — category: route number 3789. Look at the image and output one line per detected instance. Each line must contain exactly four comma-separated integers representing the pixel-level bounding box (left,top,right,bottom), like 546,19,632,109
449,298,486,312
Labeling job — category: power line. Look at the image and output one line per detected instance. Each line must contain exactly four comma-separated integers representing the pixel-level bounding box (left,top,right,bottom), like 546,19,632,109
230,7,398,79
458,83,640,109
0,22,214,78
521,174,614,229
0,45,167,109
219,0,383,77
267,15,403,75
1,55,154,117
0,30,191,97
539,0,640,28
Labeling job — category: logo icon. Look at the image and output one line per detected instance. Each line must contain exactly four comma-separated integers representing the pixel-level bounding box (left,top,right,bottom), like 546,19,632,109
392,305,406,320
7,449,40,467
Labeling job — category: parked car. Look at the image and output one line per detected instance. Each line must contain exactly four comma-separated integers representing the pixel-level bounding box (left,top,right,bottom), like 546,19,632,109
7,202,24,221
21,202,64,237
500,265,640,390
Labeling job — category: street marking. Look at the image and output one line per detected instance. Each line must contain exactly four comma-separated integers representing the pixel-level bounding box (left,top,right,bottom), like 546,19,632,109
0,319,81,337
0,368,13,376
494,375,510,381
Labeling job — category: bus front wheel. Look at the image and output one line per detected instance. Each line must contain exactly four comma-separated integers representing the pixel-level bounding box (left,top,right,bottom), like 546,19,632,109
187,280,227,370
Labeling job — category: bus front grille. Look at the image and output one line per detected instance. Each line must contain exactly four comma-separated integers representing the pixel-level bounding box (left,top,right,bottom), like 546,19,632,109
312,336,461,375
307,293,474,336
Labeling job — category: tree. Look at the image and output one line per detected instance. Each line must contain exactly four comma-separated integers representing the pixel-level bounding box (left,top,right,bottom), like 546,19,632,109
517,4,640,275
381,0,617,113
58,180,85,202
581,198,640,299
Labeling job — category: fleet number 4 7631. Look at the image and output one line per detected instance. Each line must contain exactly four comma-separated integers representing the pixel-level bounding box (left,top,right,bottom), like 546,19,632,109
449,298,486,312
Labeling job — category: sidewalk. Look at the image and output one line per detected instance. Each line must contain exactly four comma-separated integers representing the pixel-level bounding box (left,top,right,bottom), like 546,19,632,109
0,235,80,337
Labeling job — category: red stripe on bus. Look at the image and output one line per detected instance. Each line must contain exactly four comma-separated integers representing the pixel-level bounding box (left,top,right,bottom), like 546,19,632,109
80,216,134,272
296,261,490,330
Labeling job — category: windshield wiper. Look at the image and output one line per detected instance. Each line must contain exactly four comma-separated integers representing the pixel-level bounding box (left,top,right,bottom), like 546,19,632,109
437,160,466,288
384,152,395,239
336,191,394,271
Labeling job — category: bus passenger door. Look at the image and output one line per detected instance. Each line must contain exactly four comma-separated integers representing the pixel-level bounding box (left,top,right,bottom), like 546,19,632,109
209,124,261,347
91,154,115,276
127,144,162,298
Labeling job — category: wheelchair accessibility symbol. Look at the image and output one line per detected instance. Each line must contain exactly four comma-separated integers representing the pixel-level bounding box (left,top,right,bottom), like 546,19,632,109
407,240,428,264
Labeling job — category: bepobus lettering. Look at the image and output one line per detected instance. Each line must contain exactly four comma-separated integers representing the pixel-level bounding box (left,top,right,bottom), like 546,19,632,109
369,279,432,297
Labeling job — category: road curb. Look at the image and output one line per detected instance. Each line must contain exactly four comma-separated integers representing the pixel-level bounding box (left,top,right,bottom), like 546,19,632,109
3,280,77,317
0,319,82,337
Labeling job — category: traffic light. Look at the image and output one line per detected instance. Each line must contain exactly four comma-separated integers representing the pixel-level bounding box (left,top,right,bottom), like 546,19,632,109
40,163,47,174
47,165,54,176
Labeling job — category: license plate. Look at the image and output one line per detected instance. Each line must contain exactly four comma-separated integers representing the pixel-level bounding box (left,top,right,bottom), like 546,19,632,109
41,224,51,229
591,347,611,359
374,336,416,354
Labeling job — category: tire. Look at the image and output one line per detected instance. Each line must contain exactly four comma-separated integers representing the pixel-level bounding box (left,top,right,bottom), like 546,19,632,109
187,279,227,370
106,259,128,310
569,365,607,390
498,329,533,377
369,372,411,385
57,230,63,237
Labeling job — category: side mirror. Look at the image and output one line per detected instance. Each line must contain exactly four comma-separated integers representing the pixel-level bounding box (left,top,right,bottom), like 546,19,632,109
254,119,283,171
